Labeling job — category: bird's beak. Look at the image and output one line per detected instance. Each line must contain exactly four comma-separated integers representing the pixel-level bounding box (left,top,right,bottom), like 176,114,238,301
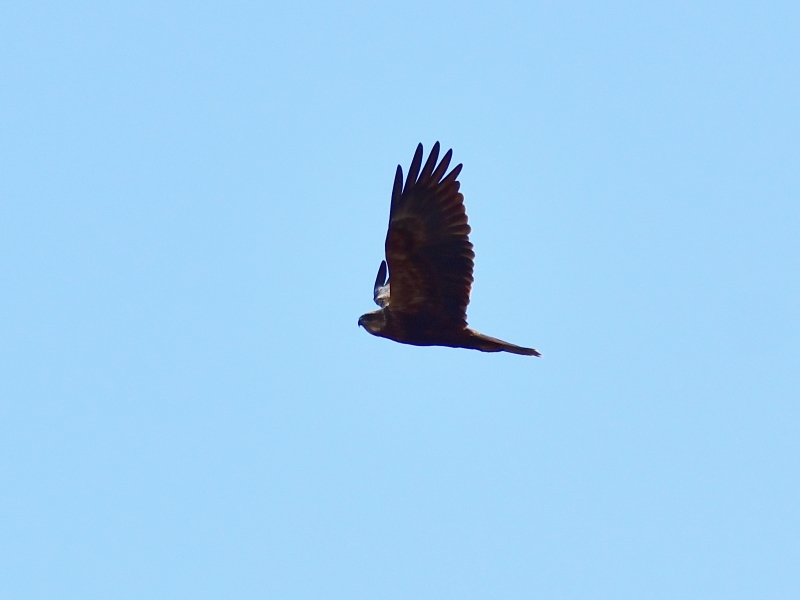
357,315,364,328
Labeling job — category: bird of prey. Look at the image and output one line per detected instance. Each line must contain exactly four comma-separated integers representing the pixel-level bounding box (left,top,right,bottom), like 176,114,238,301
358,142,541,356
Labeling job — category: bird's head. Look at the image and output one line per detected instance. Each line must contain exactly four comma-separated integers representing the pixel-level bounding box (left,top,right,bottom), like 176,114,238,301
358,310,386,335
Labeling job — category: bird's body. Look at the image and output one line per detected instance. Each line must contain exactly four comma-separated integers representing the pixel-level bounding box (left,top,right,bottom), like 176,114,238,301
358,143,540,357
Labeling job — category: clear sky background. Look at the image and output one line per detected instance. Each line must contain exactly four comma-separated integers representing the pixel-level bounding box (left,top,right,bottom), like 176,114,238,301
2,2,798,598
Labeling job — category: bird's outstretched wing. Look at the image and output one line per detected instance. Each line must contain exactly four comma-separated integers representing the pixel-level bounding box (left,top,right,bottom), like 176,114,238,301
384,142,475,326
373,260,390,307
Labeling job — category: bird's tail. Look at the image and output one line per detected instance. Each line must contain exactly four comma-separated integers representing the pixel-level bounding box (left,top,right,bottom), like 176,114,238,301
467,330,541,356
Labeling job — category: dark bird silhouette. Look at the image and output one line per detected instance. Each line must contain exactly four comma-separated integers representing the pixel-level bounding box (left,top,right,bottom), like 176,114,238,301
358,142,540,356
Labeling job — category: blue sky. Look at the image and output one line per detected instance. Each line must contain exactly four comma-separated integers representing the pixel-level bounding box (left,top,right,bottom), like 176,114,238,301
1,1,798,598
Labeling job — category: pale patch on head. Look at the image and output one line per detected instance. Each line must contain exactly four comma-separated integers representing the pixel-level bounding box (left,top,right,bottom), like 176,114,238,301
358,310,386,334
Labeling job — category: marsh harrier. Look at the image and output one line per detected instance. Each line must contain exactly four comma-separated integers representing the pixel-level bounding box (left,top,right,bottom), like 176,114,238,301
358,143,540,356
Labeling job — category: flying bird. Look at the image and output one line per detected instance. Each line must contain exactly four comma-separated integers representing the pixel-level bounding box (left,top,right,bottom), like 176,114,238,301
358,142,540,356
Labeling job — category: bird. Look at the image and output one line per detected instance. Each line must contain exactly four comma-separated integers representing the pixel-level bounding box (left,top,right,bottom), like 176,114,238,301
358,142,541,356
